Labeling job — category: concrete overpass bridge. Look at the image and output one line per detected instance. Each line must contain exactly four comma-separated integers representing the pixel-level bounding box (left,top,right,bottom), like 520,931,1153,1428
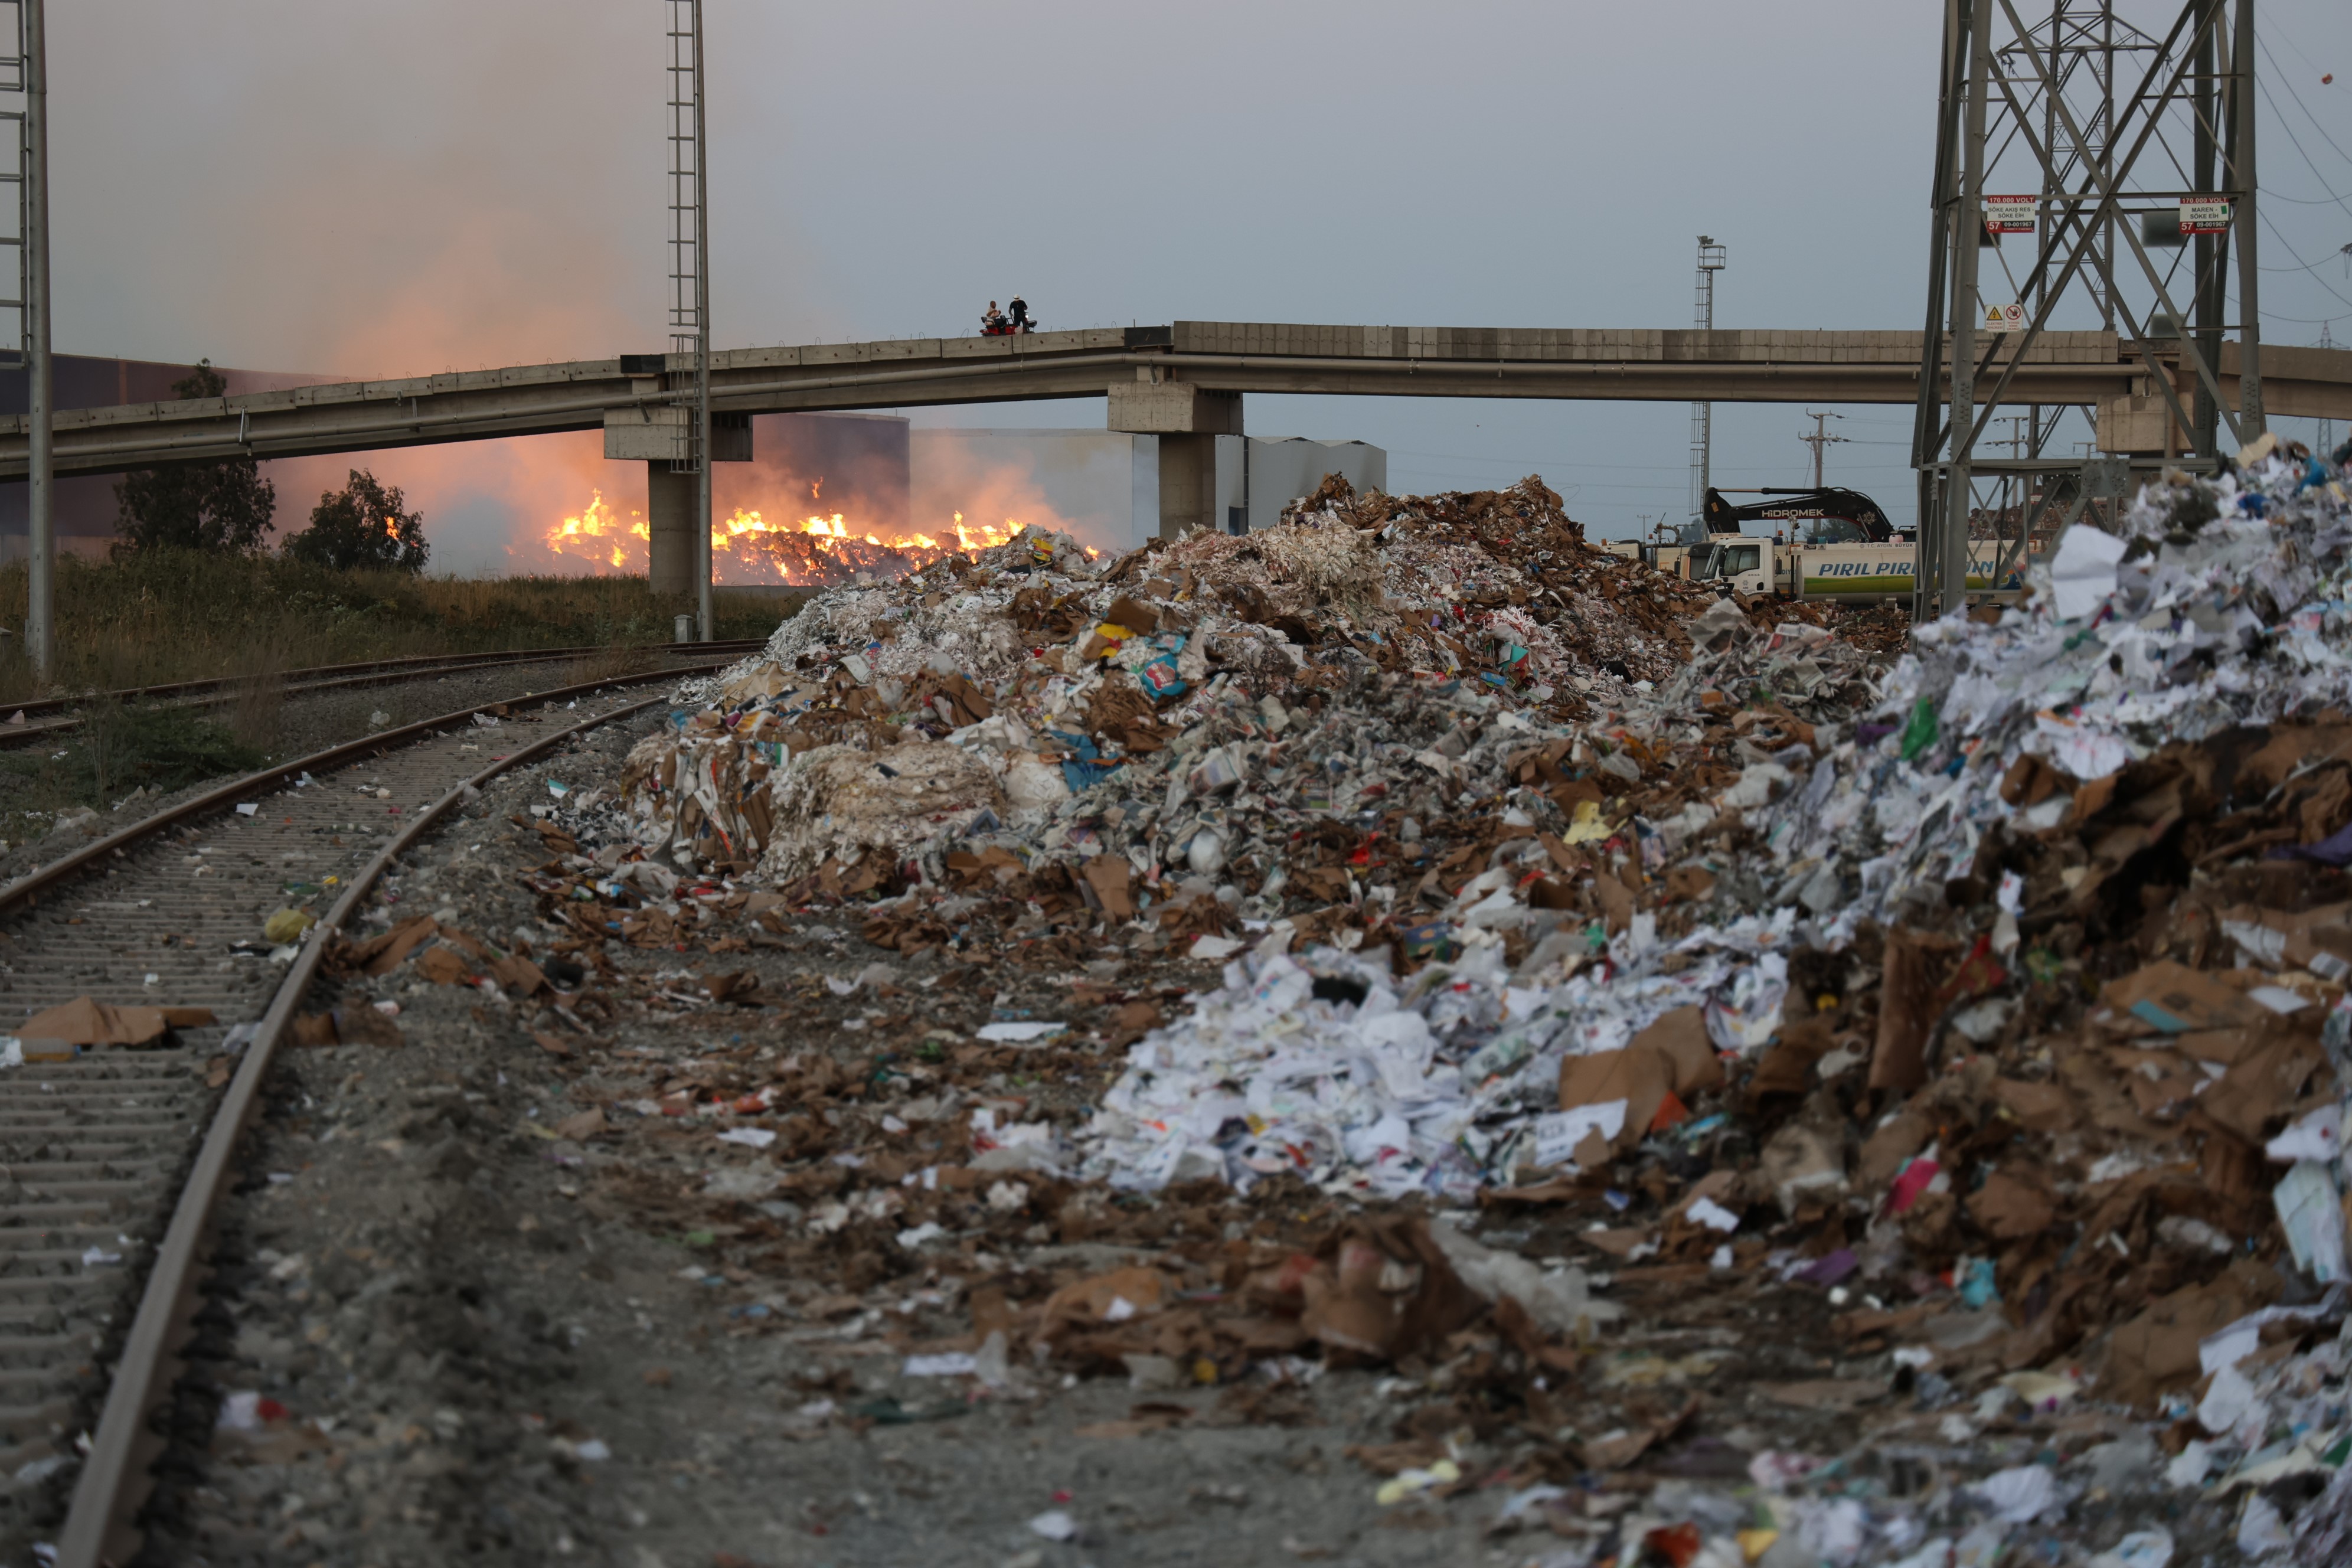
5,321,2346,579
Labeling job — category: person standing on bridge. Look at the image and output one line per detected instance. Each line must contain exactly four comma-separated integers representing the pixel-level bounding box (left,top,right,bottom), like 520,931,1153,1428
1008,295,1031,334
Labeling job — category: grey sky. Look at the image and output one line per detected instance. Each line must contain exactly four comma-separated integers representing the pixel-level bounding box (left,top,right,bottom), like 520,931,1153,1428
48,2,2352,561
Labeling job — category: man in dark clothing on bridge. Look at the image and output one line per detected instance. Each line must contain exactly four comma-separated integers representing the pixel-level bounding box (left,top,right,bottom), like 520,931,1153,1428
1008,295,1031,332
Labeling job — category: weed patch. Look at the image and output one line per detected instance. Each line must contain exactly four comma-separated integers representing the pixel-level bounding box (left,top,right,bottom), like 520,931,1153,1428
0,552,795,704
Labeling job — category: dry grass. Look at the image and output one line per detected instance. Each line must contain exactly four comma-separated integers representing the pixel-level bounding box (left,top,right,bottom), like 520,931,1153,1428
228,648,287,753
0,551,793,704
570,642,662,686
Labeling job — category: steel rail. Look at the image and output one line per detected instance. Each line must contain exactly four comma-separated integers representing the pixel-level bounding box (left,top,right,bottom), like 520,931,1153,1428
0,639,769,751
45,665,710,1566
2,638,767,726
0,654,727,921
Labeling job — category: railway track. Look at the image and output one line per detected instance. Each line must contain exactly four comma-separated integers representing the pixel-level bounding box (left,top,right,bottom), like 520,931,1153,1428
0,660,721,1566
0,638,770,750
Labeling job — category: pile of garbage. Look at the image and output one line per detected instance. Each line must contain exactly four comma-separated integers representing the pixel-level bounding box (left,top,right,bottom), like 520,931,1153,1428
639,441,2352,1513
407,431,2352,1559
1278,472,1727,684
1063,436,2352,1553
619,478,1725,900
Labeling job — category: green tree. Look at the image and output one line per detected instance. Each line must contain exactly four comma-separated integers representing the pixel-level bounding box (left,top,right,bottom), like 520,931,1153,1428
283,468,429,574
112,360,277,554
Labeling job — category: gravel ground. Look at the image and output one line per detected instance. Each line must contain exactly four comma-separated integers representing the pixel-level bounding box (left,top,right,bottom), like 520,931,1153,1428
115,708,2248,1568
0,652,708,890
130,715,1508,1567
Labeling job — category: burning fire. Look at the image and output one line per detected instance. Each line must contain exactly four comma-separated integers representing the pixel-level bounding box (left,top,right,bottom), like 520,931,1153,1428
714,508,1029,586
543,491,648,570
538,495,1036,586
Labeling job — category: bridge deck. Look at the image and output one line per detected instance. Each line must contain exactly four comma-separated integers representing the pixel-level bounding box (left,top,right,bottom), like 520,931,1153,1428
0,324,2340,479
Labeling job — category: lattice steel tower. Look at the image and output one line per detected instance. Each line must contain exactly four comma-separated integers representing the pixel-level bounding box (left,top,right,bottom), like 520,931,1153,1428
1910,0,2264,619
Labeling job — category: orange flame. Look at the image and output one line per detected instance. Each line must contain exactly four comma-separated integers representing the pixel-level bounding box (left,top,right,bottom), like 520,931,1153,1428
712,507,1026,584
543,490,649,570
537,492,1042,586
949,511,1027,554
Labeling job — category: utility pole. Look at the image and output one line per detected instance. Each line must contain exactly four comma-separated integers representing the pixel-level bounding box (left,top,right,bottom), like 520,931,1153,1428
19,0,49,683
2322,322,2339,458
1798,410,1848,488
1687,236,1726,526
667,0,712,642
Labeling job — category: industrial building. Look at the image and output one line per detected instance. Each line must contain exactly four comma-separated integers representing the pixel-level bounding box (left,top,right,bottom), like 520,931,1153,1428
909,430,1386,557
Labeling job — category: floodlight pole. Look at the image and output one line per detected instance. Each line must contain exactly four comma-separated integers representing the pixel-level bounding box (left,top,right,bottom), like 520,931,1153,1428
691,0,711,643
23,0,49,683
1687,236,1726,526
666,0,712,641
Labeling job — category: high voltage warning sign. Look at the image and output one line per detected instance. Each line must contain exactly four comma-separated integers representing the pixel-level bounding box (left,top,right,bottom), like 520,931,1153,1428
1982,302,2026,333
2179,197,2232,234
1984,195,2038,234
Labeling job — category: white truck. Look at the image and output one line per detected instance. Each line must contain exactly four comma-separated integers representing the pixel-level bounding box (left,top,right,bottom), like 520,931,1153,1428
1689,536,2017,602
1682,485,2019,602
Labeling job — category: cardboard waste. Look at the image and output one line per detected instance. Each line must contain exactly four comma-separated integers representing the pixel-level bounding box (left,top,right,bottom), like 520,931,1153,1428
9,996,216,1061
485,442,2352,1562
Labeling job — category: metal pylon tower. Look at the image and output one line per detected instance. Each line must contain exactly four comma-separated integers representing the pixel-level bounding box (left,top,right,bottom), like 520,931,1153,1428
1688,236,1727,524
1911,0,2264,620
666,0,712,641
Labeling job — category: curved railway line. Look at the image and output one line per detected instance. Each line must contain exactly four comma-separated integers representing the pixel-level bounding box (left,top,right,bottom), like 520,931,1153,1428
1,640,770,750
0,658,729,1566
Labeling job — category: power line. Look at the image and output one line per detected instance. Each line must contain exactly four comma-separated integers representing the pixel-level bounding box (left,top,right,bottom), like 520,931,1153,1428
2255,207,2352,313
2255,29,2352,171
2231,297,2352,325
2252,41,2352,222
2262,247,2352,278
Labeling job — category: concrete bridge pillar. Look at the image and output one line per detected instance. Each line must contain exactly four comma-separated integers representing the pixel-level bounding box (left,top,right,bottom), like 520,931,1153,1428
1106,372,1240,540
1156,434,1217,540
646,463,697,596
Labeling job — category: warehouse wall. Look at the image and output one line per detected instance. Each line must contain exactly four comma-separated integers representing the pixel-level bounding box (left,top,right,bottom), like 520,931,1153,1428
914,429,1389,555
1233,437,1387,533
